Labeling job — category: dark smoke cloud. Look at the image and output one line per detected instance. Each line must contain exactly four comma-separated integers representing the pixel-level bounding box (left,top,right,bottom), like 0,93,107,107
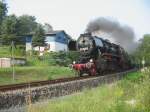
86,17,138,53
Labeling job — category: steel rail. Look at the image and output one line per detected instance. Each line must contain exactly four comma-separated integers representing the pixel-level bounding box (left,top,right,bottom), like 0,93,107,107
0,69,136,92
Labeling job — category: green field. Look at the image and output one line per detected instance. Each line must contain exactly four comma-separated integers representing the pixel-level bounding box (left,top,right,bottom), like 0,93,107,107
0,46,11,58
28,69,150,112
0,66,73,85
0,46,25,58
0,46,78,85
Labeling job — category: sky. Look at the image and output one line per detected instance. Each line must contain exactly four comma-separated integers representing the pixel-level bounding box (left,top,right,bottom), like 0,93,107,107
6,0,150,40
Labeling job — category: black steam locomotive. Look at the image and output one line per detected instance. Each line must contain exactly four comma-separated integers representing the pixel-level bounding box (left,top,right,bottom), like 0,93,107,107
69,33,131,76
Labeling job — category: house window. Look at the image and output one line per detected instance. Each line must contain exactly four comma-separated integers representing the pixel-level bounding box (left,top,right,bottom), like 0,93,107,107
58,36,61,40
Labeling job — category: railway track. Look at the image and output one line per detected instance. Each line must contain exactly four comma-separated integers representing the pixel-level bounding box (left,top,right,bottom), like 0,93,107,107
0,69,137,109
0,69,136,92
0,75,98,92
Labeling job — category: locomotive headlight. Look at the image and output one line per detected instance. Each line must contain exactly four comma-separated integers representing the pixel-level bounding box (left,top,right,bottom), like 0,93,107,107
73,61,76,64
90,59,93,63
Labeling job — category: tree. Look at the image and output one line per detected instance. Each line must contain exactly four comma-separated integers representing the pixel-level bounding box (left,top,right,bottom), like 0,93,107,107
0,0,7,37
17,15,37,35
0,0,7,24
134,34,150,66
1,15,19,45
43,23,53,33
32,24,45,50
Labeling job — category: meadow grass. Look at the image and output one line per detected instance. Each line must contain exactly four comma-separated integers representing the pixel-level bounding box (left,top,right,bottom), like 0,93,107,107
0,47,77,85
28,69,150,112
0,66,73,85
0,46,11,58
0,46,25,58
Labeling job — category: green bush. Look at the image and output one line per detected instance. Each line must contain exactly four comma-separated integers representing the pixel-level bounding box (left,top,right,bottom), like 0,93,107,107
124,71,142,81
26,51,79,66
0,45,26,58
14,45,26,56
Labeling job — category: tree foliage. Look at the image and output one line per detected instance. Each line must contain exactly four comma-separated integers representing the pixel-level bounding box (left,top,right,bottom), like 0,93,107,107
1,15,18,44
0,0,7,37
0,2,50,47
0,14,41,45
133,34,150,66
17,15,37,35
1,15,18,34
32,24,45,47
0,0,7,24
43,23,53,33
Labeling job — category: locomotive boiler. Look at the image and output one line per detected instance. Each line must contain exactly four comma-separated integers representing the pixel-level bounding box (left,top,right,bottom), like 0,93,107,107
69,33,131,76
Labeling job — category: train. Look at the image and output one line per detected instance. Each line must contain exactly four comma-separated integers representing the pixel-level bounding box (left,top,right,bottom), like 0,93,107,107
68,33,132,76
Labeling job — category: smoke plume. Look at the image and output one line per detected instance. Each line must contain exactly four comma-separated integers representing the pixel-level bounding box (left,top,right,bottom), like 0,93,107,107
86,17,137,53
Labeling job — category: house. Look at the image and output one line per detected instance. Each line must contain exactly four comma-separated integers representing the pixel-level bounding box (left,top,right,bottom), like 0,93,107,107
45,30,72,52
25,30,72,52
26,34,32,51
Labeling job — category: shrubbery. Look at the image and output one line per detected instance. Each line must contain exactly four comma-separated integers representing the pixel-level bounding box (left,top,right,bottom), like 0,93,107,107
0,45,26,58
131,34,150,67
26,51,79,66
114,69,150,112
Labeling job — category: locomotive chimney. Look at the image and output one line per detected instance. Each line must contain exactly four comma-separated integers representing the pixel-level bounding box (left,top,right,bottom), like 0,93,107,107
80,32,92,37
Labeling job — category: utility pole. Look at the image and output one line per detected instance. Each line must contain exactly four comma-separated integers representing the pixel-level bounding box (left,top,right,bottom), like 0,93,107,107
11,41,15,81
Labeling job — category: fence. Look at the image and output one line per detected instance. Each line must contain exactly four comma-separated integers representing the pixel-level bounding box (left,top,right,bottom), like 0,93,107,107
0,58,26,68
0,58,11,68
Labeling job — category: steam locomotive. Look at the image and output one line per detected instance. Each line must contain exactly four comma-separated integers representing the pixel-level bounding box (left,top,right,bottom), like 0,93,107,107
69,33,131,76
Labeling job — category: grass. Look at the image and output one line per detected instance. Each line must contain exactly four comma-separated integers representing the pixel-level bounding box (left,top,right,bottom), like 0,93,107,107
28,68,150,112
0,46,77,85
125,71,142,81
0,66,73,85
0,46,25,58
0,46,11,58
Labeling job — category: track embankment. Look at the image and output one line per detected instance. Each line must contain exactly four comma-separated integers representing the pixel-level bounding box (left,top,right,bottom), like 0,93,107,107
0,69,136,110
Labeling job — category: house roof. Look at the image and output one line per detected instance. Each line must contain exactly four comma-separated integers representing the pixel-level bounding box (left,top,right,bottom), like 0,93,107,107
46,30,73,40
24,30,73,41
45,30,64,35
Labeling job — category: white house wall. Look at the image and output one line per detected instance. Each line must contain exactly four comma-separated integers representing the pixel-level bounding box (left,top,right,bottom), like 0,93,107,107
26,43,32,51
46,42,68,52
55,42,68,51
